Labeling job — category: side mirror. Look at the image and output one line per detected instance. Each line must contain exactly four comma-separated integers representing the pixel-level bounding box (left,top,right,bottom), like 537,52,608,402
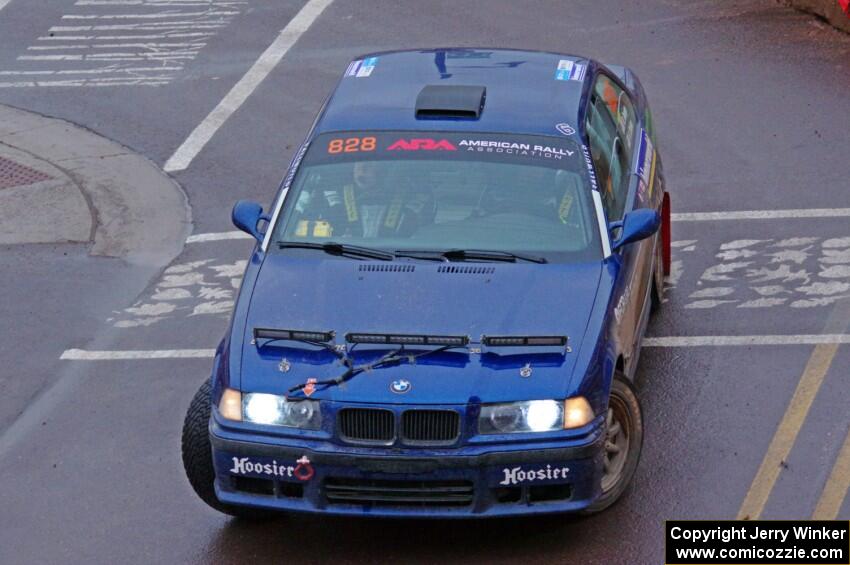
231,200,267,242
611,208,660,251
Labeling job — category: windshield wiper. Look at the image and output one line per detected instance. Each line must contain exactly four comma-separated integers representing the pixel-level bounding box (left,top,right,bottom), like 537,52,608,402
286,343,465,399
397,248,547,264
393,250,449,262
278,241,394,261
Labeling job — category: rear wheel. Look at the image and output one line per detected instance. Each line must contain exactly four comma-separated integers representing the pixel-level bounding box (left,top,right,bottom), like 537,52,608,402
582,376,644,514
181,380,278,520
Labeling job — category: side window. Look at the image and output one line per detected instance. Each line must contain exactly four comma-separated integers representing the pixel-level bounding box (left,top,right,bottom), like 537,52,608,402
585,74,636,221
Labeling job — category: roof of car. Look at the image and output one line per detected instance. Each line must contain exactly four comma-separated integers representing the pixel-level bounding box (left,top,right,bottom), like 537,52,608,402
314,48,597,139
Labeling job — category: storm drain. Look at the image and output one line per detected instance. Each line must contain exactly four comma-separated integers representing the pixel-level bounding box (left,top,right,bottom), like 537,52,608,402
0,156,53,189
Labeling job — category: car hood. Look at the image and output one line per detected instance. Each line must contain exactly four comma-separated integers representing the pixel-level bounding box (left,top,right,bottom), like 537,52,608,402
238,254,603,404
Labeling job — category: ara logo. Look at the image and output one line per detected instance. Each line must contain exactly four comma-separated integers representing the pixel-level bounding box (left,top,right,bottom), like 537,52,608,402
387,138,457,151
390,379,412,394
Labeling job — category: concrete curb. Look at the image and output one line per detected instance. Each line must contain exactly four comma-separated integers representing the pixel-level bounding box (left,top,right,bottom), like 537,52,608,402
0,104,192,266
781,0,850,33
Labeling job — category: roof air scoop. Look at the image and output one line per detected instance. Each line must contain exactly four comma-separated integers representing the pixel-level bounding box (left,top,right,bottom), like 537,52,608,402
415,85,486,119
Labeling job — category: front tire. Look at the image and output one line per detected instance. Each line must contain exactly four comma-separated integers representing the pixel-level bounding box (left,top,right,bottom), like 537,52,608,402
181,380,277,520
582,376,644,514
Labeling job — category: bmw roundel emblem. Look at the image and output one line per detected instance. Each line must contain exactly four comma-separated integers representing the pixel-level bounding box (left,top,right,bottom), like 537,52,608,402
390,379,412,394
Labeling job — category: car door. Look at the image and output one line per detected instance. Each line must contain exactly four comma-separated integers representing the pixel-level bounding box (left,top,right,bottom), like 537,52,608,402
585,71,654,376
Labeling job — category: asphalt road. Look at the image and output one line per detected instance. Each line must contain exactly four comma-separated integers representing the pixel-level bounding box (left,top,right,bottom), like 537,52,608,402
0,0,848,563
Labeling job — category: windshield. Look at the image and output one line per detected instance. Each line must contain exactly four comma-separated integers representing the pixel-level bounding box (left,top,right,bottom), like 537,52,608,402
270,131,602,263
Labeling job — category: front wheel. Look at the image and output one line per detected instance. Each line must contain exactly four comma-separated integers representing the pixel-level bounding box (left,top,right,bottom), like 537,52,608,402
582,376,644,514
181,380,277,520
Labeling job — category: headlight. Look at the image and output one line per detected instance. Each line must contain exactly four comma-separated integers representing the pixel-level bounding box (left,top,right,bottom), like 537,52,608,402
479,400,562,434
563,397,595,429
220,390,321,430
479,397,594,434
219,388,242,421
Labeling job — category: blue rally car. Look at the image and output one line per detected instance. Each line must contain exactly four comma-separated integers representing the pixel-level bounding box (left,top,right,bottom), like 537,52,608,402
182,48,671,518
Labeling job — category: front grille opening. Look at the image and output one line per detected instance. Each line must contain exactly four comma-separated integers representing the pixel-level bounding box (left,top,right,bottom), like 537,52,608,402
493,486,522,503
528,484,572,503
401,410,460,444
338,408,395,443
325,478,474,507
278,482,304,498
231,476,274,496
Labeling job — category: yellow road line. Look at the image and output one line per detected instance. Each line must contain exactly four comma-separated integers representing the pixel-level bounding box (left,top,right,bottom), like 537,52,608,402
737,343,840,520
812,427,850,519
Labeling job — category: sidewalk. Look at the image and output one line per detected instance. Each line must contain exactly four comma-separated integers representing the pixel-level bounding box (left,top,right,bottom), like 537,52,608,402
0,104,191,266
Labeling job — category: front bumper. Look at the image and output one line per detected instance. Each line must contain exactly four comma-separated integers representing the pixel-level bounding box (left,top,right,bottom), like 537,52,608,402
210,419,605,518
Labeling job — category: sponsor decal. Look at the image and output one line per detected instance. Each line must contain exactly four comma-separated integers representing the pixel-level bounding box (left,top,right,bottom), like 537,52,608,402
303,378,318,397
282,143,309,192
229,455,315,482
344,59,361,77
614,278,633,324
582,145,599,191
555,59,586,81
327,136,377,154
387,138,458,151
500,464,570,485
390,379,411,394
458,139,574,160
635,129,657,202
519,363,532,378
345,57,378,77
555,122,576,136
278,358,291,373
356,56,378,77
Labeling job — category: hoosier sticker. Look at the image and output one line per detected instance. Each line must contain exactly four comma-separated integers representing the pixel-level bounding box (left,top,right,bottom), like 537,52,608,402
229,455,315,481
499,464,570,485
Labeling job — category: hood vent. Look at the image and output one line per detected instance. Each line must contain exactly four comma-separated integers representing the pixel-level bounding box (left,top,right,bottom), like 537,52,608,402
437,265,495,275
359,264,415,273
415,85,486,119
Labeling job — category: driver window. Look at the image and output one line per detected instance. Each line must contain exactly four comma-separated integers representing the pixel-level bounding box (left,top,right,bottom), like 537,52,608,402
585,74,636,222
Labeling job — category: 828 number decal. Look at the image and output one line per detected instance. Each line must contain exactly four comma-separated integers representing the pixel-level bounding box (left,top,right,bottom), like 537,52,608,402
327,136,376,154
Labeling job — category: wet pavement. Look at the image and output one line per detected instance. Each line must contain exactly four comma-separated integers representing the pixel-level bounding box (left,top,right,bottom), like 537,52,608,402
0,0,848,563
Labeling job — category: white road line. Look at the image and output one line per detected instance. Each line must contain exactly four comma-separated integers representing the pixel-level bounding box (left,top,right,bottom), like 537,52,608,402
76,0,246,3
672,208,850,221
62,11,238,19
18,55,84,61
0,0,14,12
50,23,229,31
28,42,203,49
0,79,170,88
61,348,215,360
185,230,251,243
163,0,334,173
643,334,850,347
38,32,215,40
60,334,850,360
